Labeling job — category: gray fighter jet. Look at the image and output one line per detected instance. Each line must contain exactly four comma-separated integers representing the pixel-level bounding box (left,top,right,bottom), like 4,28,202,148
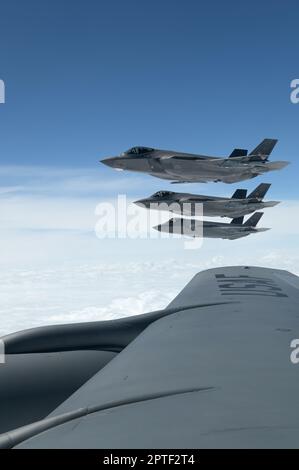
154,212,269,240
101,139,289,184
134,183,279,219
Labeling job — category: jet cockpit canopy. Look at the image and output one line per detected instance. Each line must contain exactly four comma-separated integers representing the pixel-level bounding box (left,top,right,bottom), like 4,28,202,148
152,191,173,198
124,146,154,155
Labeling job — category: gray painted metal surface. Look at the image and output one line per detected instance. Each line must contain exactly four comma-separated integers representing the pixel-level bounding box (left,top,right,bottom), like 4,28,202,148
155,213,269,240
0,302,222,438
0,266,298,448
134,184,279,218
101,140,289,184
0,351,116,434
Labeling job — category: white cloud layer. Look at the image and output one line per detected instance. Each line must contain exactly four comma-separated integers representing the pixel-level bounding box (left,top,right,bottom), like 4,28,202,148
1,252,299,336
0,165,299,336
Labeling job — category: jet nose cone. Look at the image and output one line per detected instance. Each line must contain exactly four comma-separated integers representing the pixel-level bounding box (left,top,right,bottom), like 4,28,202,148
134,199,151,208
101,157,124,170
153,224,162,232
101,157,114,167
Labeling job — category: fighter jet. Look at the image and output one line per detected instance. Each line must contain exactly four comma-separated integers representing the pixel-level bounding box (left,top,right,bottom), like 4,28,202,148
154,212,269,240
101,139,289,184
134,183,280,219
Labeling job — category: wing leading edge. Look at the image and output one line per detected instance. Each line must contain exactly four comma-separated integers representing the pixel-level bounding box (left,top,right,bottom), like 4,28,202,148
1,266,299,449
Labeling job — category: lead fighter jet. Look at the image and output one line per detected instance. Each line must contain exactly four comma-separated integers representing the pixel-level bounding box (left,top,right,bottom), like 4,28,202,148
155,212,269,240
135,183,279,219
101,139,289,184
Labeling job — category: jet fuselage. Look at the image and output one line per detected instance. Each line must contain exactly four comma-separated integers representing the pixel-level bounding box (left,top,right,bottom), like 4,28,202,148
135,191,279,218
102,146,288,184
155,217,269,240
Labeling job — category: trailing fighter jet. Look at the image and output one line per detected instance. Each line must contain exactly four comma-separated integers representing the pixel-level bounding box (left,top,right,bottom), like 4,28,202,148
134,183,279,219
101,139,289,184
154,212,269,240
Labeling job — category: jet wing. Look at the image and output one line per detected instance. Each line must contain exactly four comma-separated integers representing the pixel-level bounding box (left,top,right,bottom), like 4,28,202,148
170,180,208,184
151,151,217,161
1,266,299,449
180,195,215,202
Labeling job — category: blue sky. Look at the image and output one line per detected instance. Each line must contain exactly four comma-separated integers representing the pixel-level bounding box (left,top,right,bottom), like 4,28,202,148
0,1,299,334
0,0,298,194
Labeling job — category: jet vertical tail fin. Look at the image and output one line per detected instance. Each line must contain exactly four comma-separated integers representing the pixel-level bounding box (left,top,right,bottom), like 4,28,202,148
229,149,248,158
247,183,271,200
231,189,247,199
249,139,278,160
243,212,264,227
230,216,244,225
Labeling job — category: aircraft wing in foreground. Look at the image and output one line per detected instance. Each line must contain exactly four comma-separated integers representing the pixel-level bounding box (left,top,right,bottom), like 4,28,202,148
0,266,299,448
